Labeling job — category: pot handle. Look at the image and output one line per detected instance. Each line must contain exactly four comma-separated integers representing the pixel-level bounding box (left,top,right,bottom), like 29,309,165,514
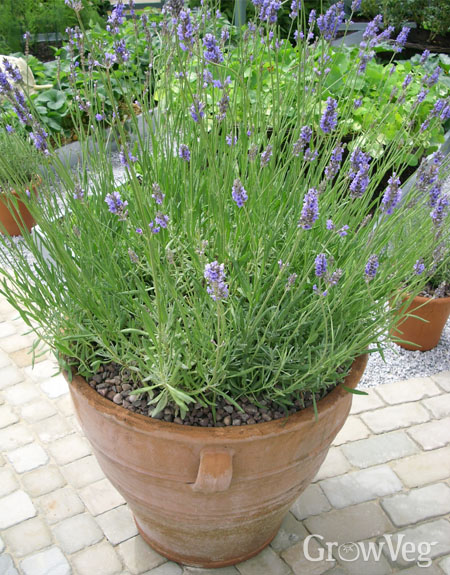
192,447,234,494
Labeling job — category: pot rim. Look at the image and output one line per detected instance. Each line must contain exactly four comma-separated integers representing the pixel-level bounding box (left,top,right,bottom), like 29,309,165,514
66,354,368,440
401,293,450,305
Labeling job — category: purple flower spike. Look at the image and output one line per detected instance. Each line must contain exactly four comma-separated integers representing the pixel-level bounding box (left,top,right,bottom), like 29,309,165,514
155,212,169,229
177,9,195,51
393,26,409,52
413,259,425,275
315,253,328,278
349,149,371,198
298,188,319,230
286,273,298,290
289,0,301,19
203,34,223,64
179,144,191,162
254,0,282,24
431,194,449,228
317,1,345,42
364,254,379,282
325,143,344,180
261,145,273,167
152,183,165,205
320,98,338,134
204,261,229,301
95,113,103,121
232,178,248,208
293,126,312,156
381,173,402,215
105,191,128,220
190,95,205,123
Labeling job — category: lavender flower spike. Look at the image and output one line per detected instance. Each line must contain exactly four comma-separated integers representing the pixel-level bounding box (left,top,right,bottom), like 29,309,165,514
364,254,379,282
315,253,327,278
204,261,229,301
203,34,223,64
152,183,165,205
413,259,425,275
298,188,319,230
320,98,338,134
393,26,410,53
177,9,195,51
105,191,128,220
261,145,273,167
179,144,191,162
381,173,402,215
232,178,248,208
317,2,345,42
431,194,449,228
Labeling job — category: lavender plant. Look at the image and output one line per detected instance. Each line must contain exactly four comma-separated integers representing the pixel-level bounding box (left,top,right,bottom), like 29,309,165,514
0,0,449,417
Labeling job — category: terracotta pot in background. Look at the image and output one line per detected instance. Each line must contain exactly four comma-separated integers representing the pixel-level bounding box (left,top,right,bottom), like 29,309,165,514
67,355,367,568
0,180,39,236
391,294,450,351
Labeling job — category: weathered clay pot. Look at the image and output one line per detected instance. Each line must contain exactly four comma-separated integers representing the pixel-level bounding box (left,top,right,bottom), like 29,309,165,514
392,294,450,351
67,355,367,568
0,180,39,236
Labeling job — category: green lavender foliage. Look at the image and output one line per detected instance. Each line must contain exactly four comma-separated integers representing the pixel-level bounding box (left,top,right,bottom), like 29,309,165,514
0,1,449,416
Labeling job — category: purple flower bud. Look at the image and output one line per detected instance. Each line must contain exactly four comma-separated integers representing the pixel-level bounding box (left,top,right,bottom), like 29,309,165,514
298,188,319,230
190,95,205,123
365,254,379,281
155,212,169,229
317,1,345,42
393,26,409,52
232,178,248,208
286,273,298,290
431,194,449,228
293,126,312,156
204,261,229,301
324,143,344,180
261,145,273,167
177,9,195,51
354,98,362,109
413,259,425,275
203,34,223,64
95,113,103,121
105,191,128,220
381,173,402,215
179,144,190,162
315,253,327,278
320,98,338,134
151,183,165,205
289,0,301,19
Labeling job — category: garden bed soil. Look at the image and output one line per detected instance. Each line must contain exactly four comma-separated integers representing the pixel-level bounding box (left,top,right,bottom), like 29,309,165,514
85,362,342,427
30,41,63,63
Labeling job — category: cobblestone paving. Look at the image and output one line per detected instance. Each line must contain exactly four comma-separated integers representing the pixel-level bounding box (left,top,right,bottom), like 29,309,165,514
0,294,449,575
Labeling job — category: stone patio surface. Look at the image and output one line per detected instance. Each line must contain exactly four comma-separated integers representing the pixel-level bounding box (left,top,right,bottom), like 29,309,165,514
0,293,449,575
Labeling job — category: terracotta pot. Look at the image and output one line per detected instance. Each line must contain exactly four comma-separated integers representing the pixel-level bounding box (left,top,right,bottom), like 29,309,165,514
391,294,450,351
67,354,367,568
0,180,39,236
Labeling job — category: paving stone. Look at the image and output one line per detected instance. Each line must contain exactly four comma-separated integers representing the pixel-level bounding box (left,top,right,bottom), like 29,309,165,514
62,454,104,488
361,403,430,434
375,377,440,405
97,504,139,544
20,546,71,575
38,486,85,524
350,389,385,414
392,446,450,488
183,568,239,575
53,512,103,553
320,465,402,509
281,536,335,575
407,417,450,450
0,404,19,428
33,414,74,443
381,483,450,527
0,555,19,575
24,359,60,382
49,434,92,465
72,543,123,575
313,447,351,481
236,546,291,575
333,540,393,575
304,501,393,545
399,564,443,575
0,298,19,320
0,422,34,451
0,535,4,553
9,347,47,368
270,512,309,553
118,535,166,574
332,416,371,445
0,467,19,497
21,465,66,497
2,382,40,405
0,321,17,338
0,334,36,354
7,442,48,473
79,477,125,516
54,394,74,417
19,399,57,422
144,564,182,575
440,556,450,575
0,490,36,529
290,484,331,520
431,371,450,392
0,349,11,368
3,517,53,557
423,394,450,419
40,374,69,399
0,365,24,389
382,519,450,568
341,431,418,468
